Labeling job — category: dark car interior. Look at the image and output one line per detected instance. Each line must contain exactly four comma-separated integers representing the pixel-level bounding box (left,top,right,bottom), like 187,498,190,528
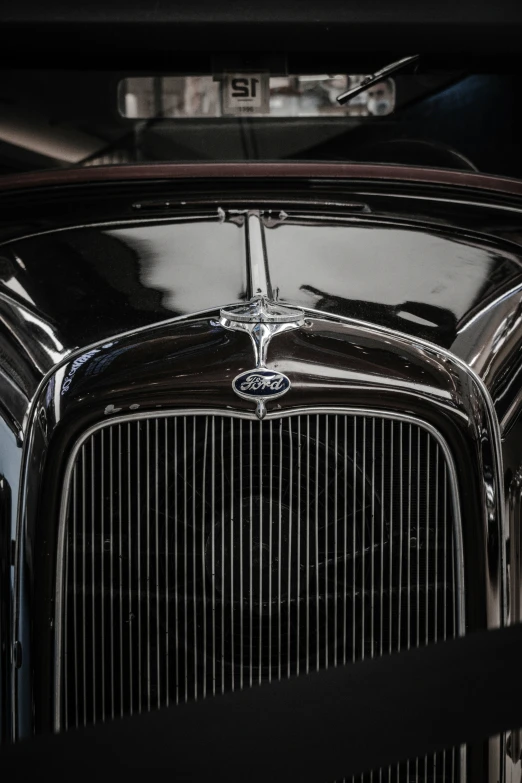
0,69,520,178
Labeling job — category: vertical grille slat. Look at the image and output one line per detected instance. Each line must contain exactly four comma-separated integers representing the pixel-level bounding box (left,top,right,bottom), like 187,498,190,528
370,418,375,661
156,419,165,707
259,418,264,684
146,420,151,712
307,415,311,673
280,418,284,680
192,417,198,702
211,416,216,696
324,415,329,670
82,445,87,727
61,411,461,782
249,420,253,689
389,420,393,656
268,419,273,681
91,438,96,723
183,418,188,704
222,418,226,693
136,424,142,710
119,425,124,717
287,417,293,678
230,418,235,691
173,418,178,705
72,462,78,728
398,422,403,653
129,424,134,715
297,416,302,676
352,417,357,664
201,417,208,699
163,419,168,710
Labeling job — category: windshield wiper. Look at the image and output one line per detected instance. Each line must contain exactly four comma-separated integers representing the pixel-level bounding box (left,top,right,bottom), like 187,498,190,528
336,54,419,105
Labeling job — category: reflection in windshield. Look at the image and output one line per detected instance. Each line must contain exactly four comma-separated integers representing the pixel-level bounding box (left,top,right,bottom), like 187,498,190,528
1,69,519,177
119,75,396,119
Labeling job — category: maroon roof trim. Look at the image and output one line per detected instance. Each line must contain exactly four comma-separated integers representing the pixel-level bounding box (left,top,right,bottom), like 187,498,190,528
1,162,522,197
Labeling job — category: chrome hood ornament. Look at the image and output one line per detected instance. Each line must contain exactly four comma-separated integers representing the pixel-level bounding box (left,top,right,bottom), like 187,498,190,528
220,296,304,419
219,211,304,419
220,296,305,365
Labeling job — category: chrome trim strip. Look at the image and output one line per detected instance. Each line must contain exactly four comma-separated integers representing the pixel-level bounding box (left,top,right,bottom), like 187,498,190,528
192,417,198,701
92,437,98,721
287,417,293,677
398,422,403,651
246,212,272,299
72,464,78,726
315,414,320,670
109,430,115,718
201,418,209,698
81,446,87,726
137,425,142,709
209,416,216,701
259,417,264,684
389,420,393,654
221,418,226,693
240,420,244,689
128,423,134,715
380,423,385,657
416,429,421,649
119,425,124,717
334,415,338,667
182,419,188,704
248,419,252,688
407,425,412,650
297,416,302,675
343,416,347,666
146,420,151,711
352,189,522,215
3,185,522,254
324,415,329,668
156,420,162,710
229,418,234,691
53,405,465,733
174,419,179,704
425,429,430,646
306,416,311,673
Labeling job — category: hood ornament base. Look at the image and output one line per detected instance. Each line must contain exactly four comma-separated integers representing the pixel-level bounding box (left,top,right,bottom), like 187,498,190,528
220,296,304,419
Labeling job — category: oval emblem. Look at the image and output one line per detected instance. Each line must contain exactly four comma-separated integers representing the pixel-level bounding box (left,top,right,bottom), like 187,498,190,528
232,369,291,401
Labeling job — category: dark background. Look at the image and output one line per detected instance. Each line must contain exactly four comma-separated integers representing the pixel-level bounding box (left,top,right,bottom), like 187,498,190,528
0,1,520,176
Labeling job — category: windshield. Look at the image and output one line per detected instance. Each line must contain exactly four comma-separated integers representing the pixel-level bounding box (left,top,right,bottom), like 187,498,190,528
0,67,520,178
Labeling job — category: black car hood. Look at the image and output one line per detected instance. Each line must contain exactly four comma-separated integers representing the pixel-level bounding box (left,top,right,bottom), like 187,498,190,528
1,211,521,349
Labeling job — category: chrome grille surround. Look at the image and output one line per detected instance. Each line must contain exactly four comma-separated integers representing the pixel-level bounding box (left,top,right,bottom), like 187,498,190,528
54,407,464,779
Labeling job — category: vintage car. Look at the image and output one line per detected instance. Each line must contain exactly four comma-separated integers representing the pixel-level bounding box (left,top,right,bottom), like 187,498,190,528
0,27,521,779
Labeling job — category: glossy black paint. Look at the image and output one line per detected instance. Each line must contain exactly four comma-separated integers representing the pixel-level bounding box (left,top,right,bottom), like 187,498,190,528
0,167,520,782
0,217,248,351
267,219,522,349
2,194,522,461
1,203,522,388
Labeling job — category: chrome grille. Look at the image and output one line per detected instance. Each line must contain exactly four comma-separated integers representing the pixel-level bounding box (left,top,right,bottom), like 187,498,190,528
58,411,461,780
